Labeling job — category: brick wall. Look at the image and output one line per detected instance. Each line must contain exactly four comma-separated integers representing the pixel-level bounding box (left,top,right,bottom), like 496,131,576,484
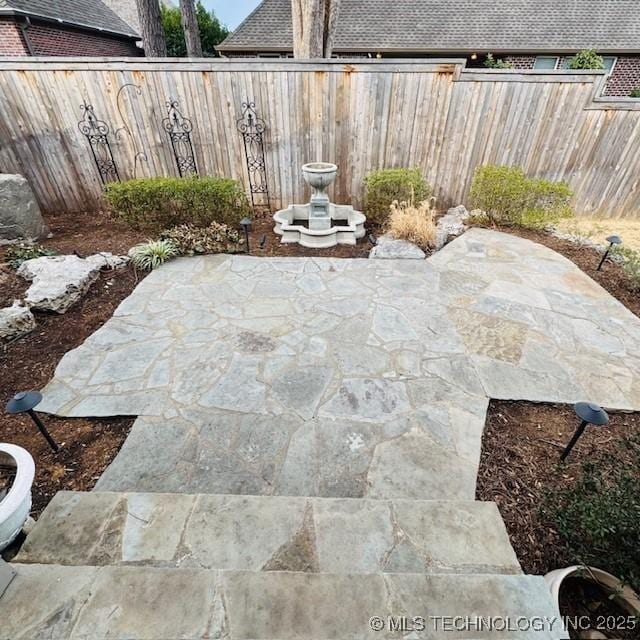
0,19,28,56
0,17,140,57
606,57,640,96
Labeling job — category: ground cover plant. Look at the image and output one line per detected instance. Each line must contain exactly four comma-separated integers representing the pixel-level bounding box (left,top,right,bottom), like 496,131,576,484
105,176,251,232
469,165,573,228
162,222,242,255
5,243,56,269
363,168,431,227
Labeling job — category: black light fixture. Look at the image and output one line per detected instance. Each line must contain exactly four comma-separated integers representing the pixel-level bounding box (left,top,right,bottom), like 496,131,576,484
368,233,377,246
259,234,267,250
5,391,59,453
560,402,609,462
597,235,622,271
240,217,252,254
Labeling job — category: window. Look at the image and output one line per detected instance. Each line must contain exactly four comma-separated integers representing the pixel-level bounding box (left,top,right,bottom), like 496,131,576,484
534,56,559,70
603,56,617,73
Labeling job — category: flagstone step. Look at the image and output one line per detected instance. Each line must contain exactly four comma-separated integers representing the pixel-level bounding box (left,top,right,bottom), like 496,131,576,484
0,564,564,639
17,492,521,575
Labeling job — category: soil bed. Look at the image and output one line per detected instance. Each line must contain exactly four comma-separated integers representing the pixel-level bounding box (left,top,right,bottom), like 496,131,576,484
477,399,640,639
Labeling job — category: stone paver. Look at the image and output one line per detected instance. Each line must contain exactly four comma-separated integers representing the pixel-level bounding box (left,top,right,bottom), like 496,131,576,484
36,229,640,499
0,564,562,640
18,491,521,575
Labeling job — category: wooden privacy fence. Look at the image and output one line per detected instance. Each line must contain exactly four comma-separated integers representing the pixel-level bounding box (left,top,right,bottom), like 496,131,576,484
0,58,639,217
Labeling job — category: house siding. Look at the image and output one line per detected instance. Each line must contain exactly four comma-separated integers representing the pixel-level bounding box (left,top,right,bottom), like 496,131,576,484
0,17,140,57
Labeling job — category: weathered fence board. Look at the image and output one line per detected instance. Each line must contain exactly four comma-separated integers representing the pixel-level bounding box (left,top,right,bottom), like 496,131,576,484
0,58,638,217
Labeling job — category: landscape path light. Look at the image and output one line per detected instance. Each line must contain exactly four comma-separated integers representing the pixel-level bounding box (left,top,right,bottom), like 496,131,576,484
240,217,252,254
560,402,609,462
597,235,622,271
5,391,59,453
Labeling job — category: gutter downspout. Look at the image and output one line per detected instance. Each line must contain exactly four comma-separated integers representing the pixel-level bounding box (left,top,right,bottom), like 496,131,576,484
17,16,35,55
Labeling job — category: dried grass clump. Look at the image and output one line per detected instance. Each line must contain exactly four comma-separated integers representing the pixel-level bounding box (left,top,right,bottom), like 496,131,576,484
386,197,437,249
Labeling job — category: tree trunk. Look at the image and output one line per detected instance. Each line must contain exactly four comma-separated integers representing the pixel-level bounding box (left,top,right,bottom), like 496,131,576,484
180,0,202,57
291,0,339,58
136,0,167,57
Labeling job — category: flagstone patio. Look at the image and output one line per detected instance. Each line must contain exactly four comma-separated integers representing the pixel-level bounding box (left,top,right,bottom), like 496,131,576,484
37,228,640,499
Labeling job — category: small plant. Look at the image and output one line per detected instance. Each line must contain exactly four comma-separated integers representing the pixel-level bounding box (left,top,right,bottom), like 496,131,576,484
613,245,640,291
386,197,437,250
630,87,640,98
568,49,604,70
469,165,573,228
4,242,56,269
543,434,640,594
484,53,514,69
364,168,431,227
129,239,179,271
161,222,242,255
105,176,251,232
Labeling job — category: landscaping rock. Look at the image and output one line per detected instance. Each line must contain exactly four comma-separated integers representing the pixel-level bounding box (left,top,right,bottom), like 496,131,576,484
0,301,36,341
435,204,469,250
85,252,130,270
0,174,49,242
369,234,425,259
18,255,100,314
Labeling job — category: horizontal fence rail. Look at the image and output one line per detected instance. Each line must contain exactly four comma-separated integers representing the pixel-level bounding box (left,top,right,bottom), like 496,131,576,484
0,58,638,217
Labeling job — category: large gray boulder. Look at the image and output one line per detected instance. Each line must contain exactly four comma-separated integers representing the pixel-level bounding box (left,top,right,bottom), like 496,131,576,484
16,253,126,314
0,301,36,341
369,234,426,260
0,174,48,242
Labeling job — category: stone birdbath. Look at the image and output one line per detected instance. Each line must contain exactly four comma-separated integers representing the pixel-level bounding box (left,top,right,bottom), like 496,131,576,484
274,162,366,248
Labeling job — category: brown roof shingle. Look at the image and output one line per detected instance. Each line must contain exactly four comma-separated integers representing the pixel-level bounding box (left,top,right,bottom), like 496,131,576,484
218,0,640,53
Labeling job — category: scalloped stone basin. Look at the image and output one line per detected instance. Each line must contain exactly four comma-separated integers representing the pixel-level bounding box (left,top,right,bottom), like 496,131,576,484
0,444,35,551
274,204,366,249
274,162,366,248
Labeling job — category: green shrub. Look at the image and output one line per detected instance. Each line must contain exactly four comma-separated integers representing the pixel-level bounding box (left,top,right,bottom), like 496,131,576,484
484,53,514,69
630,87,640,98
364,168,431,227
5,242,56,269
105,176,251,232
129,239,179,271
542,434,640,593
568,49,604,70
469,165,573,228
161,222,242,255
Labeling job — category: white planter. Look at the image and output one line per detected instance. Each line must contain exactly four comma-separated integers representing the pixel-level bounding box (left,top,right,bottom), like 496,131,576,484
545,565,640,639
0,444,35,551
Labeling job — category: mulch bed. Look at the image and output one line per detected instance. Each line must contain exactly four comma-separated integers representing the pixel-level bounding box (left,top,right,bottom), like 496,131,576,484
476,400,640,576
0,212,146,520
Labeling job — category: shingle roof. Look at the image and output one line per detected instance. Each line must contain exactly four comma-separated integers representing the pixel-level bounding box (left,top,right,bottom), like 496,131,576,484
0,0,139,38
218,0,640,53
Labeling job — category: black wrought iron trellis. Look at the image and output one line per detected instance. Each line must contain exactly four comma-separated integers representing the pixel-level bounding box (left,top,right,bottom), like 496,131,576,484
162,99,198,177
77,101,119,184
236,100,270,211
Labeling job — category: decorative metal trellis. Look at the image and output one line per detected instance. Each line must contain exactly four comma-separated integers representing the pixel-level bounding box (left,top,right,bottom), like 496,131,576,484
236,100,270,211
77,101,119,185
162,99,198,177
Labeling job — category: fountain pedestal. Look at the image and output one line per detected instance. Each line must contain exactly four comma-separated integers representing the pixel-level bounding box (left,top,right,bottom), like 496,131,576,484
274,162,366,249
